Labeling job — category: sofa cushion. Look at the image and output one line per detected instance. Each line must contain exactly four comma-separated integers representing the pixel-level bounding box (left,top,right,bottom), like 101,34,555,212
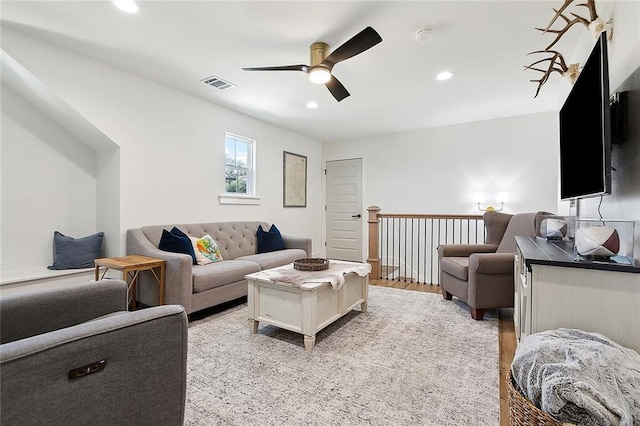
256,224,286,253
159,229,197,265
48,231,104,270
440,257,469,281
192,260,261,293
197,234,223,263
189,235,223,265
189,236,213,265
237,248,307,270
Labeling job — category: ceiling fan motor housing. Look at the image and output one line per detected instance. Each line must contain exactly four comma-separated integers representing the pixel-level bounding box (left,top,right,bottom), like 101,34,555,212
310,42,330,66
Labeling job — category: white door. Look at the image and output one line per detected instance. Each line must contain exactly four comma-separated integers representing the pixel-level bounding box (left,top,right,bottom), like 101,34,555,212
325,158,363,261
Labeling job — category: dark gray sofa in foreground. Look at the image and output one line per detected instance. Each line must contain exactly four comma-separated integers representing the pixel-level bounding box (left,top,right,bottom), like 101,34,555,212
127,221,311,315
0,280,188,425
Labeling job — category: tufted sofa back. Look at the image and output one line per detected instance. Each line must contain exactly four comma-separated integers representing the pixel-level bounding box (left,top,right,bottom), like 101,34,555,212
139,221,270,260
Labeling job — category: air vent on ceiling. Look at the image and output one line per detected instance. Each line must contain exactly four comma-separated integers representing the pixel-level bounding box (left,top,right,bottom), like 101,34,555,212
202,75,235,90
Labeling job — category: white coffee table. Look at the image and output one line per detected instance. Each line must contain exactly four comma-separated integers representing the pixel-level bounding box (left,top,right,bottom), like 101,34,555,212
245,260,370,352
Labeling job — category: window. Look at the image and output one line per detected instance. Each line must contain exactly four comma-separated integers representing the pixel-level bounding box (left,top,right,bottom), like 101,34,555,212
224,133,255,196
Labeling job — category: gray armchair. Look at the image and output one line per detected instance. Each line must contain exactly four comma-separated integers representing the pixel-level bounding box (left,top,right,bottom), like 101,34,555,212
437,211,548,320
0,280,188,425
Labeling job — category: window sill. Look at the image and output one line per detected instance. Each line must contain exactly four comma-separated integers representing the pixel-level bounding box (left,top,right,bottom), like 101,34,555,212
218,194,261,205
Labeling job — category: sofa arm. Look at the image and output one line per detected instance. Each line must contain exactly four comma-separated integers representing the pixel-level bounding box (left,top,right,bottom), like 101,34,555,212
0,280,127,344
468,252,515,274
126,229,193,313
282,234,312,257
0,305,187,425
437,244,499,259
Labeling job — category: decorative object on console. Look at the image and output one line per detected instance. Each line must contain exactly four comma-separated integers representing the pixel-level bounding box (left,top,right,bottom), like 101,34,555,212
536,216,575,241
575,226,620,258
48,231,104,270
540,218,568,239
573,219,635,264
525,0,612,97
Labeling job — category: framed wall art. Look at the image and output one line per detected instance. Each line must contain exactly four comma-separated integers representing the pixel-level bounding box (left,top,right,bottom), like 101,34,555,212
283,151,307,207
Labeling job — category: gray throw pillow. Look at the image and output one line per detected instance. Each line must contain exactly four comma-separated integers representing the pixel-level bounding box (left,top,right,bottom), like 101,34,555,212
48,231,104,270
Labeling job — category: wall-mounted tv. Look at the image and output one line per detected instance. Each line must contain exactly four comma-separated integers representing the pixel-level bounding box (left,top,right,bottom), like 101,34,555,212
559,31,611,200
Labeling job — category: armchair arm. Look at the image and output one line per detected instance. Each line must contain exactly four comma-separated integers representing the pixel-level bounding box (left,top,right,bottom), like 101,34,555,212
1,305,187,425
468,252,516,274
282,234,312,257
126,229,193,312
0,280,127,344
437,244,499,259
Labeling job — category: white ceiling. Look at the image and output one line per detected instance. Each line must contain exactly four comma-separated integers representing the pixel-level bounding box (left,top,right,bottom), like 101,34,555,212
0,0,580,142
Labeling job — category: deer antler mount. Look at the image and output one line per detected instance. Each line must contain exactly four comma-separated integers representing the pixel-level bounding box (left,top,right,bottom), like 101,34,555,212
526,0,611,98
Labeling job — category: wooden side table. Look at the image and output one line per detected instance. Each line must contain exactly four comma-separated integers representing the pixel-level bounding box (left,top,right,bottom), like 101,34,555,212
94,255,166,310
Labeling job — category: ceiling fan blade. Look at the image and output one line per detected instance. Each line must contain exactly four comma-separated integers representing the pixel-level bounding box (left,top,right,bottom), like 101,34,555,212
242,65,309,72
322,27,382,68
325,75,350,102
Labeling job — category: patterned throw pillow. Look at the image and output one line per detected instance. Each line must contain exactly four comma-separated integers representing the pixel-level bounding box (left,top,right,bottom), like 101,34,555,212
189,234,223,265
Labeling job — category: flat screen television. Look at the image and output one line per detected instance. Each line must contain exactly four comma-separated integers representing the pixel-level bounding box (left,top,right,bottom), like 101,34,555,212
559,32,611,200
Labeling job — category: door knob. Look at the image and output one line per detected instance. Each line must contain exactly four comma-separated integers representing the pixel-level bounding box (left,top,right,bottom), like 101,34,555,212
352,214,361,218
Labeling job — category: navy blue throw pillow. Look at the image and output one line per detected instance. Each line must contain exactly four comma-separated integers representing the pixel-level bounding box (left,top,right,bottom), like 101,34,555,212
48,231,104,270
256,224,286,254
158,228,197,264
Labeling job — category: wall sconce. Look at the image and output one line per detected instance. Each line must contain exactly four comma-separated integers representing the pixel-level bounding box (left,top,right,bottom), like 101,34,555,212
474,192,509,212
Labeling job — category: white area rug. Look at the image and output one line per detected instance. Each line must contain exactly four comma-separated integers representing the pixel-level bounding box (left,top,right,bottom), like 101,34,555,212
185,285,499,425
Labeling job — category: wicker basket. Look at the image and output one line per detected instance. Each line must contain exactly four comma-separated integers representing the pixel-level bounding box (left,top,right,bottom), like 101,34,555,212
508,372,566,426
294,258,329,271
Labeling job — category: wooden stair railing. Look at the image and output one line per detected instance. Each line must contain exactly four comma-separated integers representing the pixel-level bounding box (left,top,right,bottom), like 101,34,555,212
367,206,484,285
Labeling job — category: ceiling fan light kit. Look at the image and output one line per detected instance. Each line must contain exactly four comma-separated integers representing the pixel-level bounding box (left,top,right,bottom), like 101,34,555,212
309,67,331,84
242,26,382,102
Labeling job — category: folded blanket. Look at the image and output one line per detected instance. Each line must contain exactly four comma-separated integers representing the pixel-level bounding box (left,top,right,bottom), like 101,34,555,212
511,328,640,425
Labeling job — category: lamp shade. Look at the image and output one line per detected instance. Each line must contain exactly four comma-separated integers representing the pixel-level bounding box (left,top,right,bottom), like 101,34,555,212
496,192,509,203
473,192,486,203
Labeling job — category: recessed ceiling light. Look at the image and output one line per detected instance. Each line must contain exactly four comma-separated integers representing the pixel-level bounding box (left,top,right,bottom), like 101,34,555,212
436,71,453,81
306,101,319,109
113,0,138,14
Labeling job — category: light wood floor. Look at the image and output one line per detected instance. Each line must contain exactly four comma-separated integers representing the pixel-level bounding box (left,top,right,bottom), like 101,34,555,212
370,279,515,426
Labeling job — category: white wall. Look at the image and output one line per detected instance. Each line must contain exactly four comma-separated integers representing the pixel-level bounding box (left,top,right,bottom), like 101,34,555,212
323,112,559,216
321,0,640,263
1,84,97,270
1,28,324,267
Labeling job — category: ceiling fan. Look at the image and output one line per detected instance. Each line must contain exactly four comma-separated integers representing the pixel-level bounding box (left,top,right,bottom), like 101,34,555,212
242,26,382,102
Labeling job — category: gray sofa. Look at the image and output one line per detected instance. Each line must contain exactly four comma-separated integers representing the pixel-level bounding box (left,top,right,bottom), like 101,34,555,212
0,280,188,425
127,221,311,315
